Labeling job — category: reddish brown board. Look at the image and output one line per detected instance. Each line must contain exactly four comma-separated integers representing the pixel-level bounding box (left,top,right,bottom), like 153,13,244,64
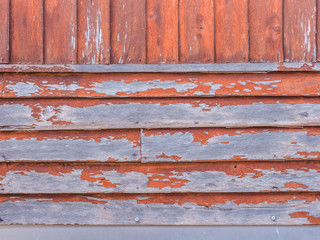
284,0,316,62
10,0,43,64
44,0,77,64
3,72,320,98
318,0,320,61
249,0,283,62
78,0,110,64
0,0,9,63
215,0,249,62
179,0,214,63
147,0,178,63
111,0,146,64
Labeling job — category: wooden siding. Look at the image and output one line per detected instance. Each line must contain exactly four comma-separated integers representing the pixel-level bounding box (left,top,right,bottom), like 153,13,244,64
1,0,320,64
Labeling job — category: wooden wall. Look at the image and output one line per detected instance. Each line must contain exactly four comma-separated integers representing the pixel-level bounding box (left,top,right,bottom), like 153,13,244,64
0,0,319,64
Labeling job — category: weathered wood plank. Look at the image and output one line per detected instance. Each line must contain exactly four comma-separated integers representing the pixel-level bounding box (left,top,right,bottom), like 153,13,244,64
0,130,140,162
1,98,320,130
179,0,214,63
78,0,110,64
0,162,319,193
10,0,43,64
147,0,178,63
142,128,320,162
110,0,146,64
44,0,77,64
0,0,9,63
2,63,320,73
4,72,320,98
284,0,317,62
318,0,320,61
249,0,283,62
0,193,319,225
215,0,249,62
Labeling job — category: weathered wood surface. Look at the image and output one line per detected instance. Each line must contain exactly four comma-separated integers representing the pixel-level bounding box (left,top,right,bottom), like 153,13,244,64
0,162,319,193
10,0,43,64
78,0,110,64
179,0,215,63
0,0,9,63
110,0,146,64
249,0,283,62
284,0,317,62
0,193,319,225
0,130,140,162
215,0,248,62
142,128,320,162
1,98,320,130
3,63,320,73
3,72,320,98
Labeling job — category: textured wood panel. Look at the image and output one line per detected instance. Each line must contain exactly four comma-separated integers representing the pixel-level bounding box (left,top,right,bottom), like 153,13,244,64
318,0,320,61
147,0,178,63
284,0,317,62
215,0,249,62
0,162,319,193
0,0,9,63
249,0,283,62
44,0,77,64
1,98,320,130
10,0,43,64
0,193,319,225
111,0,146,64
78,0,110,64
142,128,320,162
0,130,140,162
4,72,320,98
179,0,214,63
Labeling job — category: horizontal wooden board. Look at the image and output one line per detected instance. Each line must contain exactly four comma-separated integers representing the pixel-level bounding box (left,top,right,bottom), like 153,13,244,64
142,128,320,162
0,162,319,193
3,72,320,98
0,193,319,225
1,98,320,130
0,130,140,162
2,63,320,73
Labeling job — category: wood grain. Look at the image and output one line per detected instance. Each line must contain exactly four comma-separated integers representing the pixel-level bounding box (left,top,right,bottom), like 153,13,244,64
0,130,140,162
110,0,146,64
215,0,249,62
249,0,283,62
318,0,320,61
4,72,320,98
147,0,178,63
10,0,43,64
0,0,9,63
0,193,319,225
44,0,77,64
284,0,317,62
142,128,320,162
0,162,319,193
78,0,110,64
179,0,214,63
1,98,320,130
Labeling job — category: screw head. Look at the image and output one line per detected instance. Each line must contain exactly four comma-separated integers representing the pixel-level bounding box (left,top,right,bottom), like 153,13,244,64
271,216,276,221
135,217,140,222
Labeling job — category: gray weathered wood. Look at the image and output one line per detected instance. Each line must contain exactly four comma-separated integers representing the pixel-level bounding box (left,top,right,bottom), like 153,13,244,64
0,162,319,193
142,128,320,162
1,98,320,131
0,193,319,225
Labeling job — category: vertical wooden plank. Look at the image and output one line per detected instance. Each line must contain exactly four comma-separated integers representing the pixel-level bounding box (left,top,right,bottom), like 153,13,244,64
179,0,214,63
0,0,9,63
249,0,283,62
110,0,146,64
284,0,316,62
10,0,43,64
147,0,178,64
317,0,320,61
44,0,77,64
215,0,249,62
78,0,110,64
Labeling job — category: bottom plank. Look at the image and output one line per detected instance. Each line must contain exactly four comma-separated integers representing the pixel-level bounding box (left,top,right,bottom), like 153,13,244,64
0,193,319,225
